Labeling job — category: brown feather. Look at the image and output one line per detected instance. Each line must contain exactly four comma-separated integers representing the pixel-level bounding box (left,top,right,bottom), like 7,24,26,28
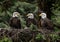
40,18,54,30
26,18,37,27
9,17,21,29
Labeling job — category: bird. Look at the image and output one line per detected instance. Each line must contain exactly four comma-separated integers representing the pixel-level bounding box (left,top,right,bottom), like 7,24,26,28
9,12,21,29
39,12,54,30
26,13,37,27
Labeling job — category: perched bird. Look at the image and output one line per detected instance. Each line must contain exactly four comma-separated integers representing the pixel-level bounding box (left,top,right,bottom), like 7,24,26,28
26,13,37,27
9,12,21,29
39,12,54,30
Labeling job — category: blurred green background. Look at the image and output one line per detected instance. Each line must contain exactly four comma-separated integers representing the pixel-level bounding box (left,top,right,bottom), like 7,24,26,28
0,0,60,29
0,0,60,42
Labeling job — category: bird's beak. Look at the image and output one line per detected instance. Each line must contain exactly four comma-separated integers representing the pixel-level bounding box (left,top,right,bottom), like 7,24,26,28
39,14,41,16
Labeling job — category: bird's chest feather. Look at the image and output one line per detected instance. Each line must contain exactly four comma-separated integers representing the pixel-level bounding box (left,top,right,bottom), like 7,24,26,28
41,19,47,27
12,19,18,24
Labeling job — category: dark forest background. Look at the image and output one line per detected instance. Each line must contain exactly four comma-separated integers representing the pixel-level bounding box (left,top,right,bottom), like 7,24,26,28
0,0,60,42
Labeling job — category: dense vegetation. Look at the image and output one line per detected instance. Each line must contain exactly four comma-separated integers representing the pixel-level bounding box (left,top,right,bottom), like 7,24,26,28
0,0,60,42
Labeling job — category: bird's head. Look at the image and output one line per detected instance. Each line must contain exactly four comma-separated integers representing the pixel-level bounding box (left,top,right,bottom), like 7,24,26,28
12,12,20,17
39,13,47,19
27,13,34,19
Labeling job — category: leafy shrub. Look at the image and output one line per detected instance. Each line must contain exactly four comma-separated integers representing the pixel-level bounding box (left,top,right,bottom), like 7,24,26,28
0,36,12,42
49,34,60,42
0,22,8,28
35,33,45,40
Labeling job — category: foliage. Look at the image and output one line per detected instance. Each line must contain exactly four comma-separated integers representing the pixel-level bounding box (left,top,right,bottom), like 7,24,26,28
29,23,37,30
0,22,8,28
51,2,60,29
0,0,38,28
0,36,12,42
35,33,45,40
49,34,60,42
0,0,60,42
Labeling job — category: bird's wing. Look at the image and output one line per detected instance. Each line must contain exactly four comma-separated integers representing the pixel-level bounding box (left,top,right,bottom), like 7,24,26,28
33,19,38,25
18,19,21,25
44,18,53,28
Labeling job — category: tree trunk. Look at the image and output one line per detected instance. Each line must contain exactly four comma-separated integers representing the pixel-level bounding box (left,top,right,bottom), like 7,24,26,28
37,0,55,19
